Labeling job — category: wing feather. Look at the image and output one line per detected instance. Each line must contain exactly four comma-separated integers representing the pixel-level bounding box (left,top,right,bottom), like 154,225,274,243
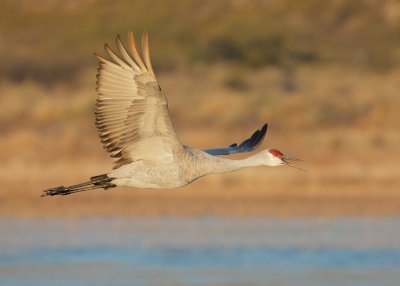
127,30,147,71
115,35,140,71
95,31,183,169
104,44,131,70
141,32,155,75
203,123,268,156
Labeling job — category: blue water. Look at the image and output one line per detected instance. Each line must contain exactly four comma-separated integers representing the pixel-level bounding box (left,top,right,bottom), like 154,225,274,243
1,217,399,286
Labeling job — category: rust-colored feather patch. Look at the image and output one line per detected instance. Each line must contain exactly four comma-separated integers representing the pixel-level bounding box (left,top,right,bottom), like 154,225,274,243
269,149,283,158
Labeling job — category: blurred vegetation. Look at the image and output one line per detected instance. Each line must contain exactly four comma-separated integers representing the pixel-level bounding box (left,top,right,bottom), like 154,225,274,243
1,0,400,83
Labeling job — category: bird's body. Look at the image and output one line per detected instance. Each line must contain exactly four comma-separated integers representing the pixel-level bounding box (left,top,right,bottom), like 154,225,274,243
109,147,220,189
109,147,271,189
42,31,303,197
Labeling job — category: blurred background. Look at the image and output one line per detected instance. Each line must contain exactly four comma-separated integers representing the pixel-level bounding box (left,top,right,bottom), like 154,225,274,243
1,0,400,285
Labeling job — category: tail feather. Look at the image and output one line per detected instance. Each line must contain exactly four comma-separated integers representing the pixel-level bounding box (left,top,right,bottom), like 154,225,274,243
41,174,116,197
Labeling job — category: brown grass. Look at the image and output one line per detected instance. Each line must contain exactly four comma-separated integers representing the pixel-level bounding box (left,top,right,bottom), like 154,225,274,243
1,65,399,218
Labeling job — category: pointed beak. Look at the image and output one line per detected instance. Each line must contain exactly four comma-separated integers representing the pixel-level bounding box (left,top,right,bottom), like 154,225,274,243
281,155,306,172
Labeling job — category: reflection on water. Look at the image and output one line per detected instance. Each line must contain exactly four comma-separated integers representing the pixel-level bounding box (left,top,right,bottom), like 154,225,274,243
0,217,399,286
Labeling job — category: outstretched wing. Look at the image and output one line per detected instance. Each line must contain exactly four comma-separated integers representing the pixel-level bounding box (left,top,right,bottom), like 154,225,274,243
95,31,183,169
203,123,268,156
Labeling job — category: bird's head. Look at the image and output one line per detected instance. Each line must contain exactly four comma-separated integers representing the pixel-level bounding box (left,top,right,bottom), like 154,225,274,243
260,148,305,170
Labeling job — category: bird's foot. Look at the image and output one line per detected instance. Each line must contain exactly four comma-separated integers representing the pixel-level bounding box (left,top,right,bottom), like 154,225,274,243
41,186,71,197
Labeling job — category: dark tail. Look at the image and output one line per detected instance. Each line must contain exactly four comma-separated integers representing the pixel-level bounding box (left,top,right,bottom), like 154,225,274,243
41,174,116,197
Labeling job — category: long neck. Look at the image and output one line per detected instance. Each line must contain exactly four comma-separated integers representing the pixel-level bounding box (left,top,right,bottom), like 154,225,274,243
208,152,265,174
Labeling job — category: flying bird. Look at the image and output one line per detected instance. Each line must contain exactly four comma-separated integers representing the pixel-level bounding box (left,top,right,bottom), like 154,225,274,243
42,31,303,197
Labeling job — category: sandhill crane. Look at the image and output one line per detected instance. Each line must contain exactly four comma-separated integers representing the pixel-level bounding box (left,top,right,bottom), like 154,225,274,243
42,31,303,197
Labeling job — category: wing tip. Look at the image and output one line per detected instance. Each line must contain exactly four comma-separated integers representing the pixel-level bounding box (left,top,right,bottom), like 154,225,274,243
96,30,155,76
261,123,268,134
